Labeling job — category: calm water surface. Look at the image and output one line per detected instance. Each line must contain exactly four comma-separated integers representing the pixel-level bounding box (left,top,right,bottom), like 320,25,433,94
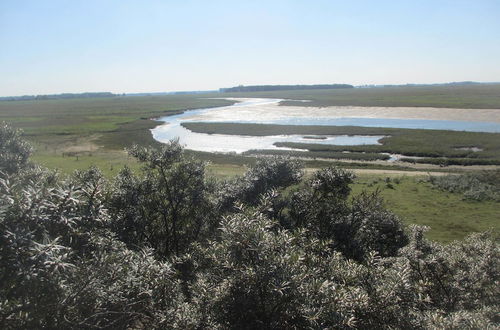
151,98,500,153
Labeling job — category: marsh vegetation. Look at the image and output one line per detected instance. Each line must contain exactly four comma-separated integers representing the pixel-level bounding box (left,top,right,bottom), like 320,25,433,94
184,122,500,165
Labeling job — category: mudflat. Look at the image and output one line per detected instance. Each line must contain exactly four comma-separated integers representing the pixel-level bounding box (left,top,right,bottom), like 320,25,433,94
185,98,500,123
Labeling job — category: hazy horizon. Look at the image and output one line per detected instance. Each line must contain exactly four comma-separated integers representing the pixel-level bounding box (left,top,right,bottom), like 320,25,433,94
1,0,499,97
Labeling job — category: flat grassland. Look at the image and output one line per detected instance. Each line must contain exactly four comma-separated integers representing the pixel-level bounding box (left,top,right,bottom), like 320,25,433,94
0,95,235,176
1,84,500,242
351,173,499,243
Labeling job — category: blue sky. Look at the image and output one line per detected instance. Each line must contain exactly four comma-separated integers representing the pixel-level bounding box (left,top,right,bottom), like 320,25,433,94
1,0,499,96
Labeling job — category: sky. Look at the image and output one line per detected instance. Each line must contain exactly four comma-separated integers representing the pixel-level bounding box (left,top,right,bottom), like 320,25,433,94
0,0,499,96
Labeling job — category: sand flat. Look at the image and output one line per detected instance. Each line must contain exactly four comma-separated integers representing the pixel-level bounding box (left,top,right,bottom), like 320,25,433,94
185,98,500,123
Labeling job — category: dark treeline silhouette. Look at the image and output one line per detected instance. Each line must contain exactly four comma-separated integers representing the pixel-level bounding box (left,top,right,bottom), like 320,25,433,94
357,81,499,88
0,92,117,101
220,84,354,92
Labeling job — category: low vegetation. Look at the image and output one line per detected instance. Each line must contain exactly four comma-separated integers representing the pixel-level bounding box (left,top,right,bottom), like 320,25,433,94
183,122,500,165
430,170,500,201
1,123,499,329
245,148,391,161
0,95,235,175
400,157,500,166
0,92,116,101
351,174,499,242
0,95,234,141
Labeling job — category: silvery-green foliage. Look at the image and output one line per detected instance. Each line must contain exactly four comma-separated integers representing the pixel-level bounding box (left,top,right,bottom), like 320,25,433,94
374,226,499,328
419,307,498,329
0,122,33,176
0,167,107,328
288,166,354,232
186,209,318,329
1,126,498,328
109,141,216,257
310,166,355,199
431,170,500,201
289,167,407,261
183,208,412,329
0,167,100,253
346,191,408,260
128,139,183,170
218,156,303,210
183,207,499,329
108,165,145,247
0,164,187,329
71,166,109,220
60,236,187,329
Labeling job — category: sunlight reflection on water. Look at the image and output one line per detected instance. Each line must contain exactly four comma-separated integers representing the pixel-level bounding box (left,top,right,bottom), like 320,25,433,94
151,98,500,153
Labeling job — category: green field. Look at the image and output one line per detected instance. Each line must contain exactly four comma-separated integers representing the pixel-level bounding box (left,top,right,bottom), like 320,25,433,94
0,94,234,142
0,95,235,175
351,174,499,242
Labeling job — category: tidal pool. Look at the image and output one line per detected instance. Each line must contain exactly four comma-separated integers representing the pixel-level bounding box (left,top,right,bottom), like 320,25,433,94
151,98,500,153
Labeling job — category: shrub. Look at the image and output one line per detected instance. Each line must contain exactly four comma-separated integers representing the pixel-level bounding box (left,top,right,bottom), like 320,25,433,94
0,122,498,329
430,170,500,201
0,122,32,175
108,141,216,257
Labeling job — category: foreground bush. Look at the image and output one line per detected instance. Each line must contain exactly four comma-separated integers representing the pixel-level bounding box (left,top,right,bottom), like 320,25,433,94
0,123,498,329
0,121,32,175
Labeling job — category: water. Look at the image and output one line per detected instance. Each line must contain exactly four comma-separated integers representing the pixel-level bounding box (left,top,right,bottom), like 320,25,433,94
151,98,500,153
281,117,500,132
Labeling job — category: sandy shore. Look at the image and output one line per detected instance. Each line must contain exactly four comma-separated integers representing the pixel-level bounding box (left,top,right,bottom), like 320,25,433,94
187,98,500,123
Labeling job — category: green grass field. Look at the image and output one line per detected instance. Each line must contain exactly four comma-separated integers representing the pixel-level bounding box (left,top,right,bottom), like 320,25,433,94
351,174,500,243
0,95,234,141
0,95,235,175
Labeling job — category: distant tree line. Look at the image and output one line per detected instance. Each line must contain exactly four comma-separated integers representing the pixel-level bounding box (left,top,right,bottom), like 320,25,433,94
0,92,117,101
1,121,498,329
219,84,354,92
357,81,490,88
